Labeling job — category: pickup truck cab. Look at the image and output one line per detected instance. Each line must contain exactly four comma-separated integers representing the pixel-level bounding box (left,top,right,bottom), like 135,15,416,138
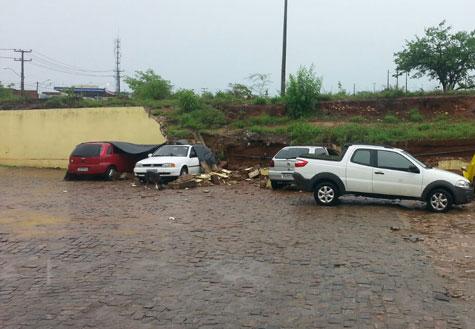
293,144,473,212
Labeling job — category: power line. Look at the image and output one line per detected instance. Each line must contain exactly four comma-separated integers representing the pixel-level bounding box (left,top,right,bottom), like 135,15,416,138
0,48,15,51
33,50,113,73
31,55,113,75
31,61,113,78
0,56,15,59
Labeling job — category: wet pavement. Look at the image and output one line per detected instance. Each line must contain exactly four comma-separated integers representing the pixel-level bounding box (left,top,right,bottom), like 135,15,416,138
0,167,474,329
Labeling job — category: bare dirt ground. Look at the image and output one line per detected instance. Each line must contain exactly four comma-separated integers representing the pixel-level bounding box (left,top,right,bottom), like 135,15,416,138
1,167,475,329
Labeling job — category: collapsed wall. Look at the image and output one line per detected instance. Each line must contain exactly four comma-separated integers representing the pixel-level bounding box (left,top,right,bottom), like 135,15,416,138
0,107,166,169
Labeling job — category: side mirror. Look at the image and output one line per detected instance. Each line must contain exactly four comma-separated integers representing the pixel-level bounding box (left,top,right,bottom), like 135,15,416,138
408,165,419,173
148,153,153,158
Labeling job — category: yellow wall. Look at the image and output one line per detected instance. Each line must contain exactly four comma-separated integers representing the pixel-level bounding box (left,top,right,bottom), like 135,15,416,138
0,107,166,168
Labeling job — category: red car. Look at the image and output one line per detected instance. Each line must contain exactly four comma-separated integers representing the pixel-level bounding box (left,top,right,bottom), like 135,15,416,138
66,142,160,180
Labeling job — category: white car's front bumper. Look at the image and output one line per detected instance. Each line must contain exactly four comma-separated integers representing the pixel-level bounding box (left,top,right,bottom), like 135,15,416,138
134,167,181,177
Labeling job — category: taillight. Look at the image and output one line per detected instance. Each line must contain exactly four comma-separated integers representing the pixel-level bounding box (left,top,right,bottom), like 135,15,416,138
270,160,275,167
295,159,308,167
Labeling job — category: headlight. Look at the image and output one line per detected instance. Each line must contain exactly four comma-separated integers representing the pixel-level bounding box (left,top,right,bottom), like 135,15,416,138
162,163,176,168
135,163,143,168
455,180,471,188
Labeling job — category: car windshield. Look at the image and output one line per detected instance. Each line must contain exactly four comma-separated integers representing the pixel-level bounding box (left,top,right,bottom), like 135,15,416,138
71,144,103,157
402,151,431,169
153,145,189,157
275,148,310,159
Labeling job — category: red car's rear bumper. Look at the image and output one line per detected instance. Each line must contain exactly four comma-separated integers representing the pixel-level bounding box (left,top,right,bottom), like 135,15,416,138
68,164,108,175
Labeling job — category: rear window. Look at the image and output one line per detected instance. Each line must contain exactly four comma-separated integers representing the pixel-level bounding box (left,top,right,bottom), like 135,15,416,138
275,148,310,159
71,144,103,157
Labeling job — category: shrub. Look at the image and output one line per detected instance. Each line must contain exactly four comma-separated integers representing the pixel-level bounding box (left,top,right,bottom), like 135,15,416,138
408,108,423,122
176,89,202,113
253,97,268,105
384,115,399,123
285,65,322,118
270,96,283,104
45,97,66,108
179,106,226,129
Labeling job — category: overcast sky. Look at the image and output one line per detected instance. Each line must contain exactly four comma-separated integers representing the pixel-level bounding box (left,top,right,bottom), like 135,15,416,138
1,0,474,95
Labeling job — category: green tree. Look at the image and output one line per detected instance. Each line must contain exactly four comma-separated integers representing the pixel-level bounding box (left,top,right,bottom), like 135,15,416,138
176,89,202,112
285,65,322,118
124,69,172,100
394,21,475,91
227,83,252,98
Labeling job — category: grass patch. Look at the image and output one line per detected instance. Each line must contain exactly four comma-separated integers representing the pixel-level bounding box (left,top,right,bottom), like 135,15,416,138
238,121,475,145
383,115,399,123
349,116,365,123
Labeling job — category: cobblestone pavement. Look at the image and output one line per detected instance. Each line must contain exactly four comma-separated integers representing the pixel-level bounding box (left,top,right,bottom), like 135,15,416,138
0,167,474,329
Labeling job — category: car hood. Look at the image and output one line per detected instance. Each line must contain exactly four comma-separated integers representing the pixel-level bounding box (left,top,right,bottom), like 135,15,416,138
428,168,469,184
137,156,185,165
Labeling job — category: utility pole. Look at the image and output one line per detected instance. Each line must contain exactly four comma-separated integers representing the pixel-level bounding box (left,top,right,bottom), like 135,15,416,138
387,70,390,90
14,49,32,96
373,83,376,93
114,38,123,94
280,0,288,97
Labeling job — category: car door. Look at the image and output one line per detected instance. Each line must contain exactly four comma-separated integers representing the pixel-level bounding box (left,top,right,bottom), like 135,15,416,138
188,147,201,175
345,149,374,193
372,150,423,197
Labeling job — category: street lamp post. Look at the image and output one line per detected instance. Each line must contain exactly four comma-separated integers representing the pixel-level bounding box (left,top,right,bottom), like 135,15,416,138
2,67,21,90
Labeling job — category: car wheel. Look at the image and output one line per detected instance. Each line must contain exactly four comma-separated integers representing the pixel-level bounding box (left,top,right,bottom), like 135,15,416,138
64,172,75,181
180,167,188,176
314,182,339,206
271,180,283,190
104,166,118,181
427,189,453,213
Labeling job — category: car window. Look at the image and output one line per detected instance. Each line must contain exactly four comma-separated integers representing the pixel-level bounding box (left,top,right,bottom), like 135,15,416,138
351,149,371,166
153,145,189,157
275,148,310,159
190,148,197,158
314,148,326,155
107,145,112,154
71,144,103,157
377,151,414,171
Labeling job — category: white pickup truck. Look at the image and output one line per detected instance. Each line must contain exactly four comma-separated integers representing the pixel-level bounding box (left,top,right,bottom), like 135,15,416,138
293,144,473,212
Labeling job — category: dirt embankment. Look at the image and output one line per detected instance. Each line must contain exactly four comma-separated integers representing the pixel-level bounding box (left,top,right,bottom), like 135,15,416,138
318,95,475,119
200,95,475,166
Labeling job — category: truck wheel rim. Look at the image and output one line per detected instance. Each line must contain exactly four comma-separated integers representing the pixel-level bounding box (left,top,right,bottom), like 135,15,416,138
318,186,334,203
430,193,447,210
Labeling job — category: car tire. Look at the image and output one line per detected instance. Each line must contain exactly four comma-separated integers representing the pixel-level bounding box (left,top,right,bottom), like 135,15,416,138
64,172,75,181
314,182,339,206
271,180,283,190
104,166,118,181
180,166,188,176
427,188,453,213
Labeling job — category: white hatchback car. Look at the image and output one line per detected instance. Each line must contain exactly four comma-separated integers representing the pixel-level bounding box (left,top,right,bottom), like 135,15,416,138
134,145,201,180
